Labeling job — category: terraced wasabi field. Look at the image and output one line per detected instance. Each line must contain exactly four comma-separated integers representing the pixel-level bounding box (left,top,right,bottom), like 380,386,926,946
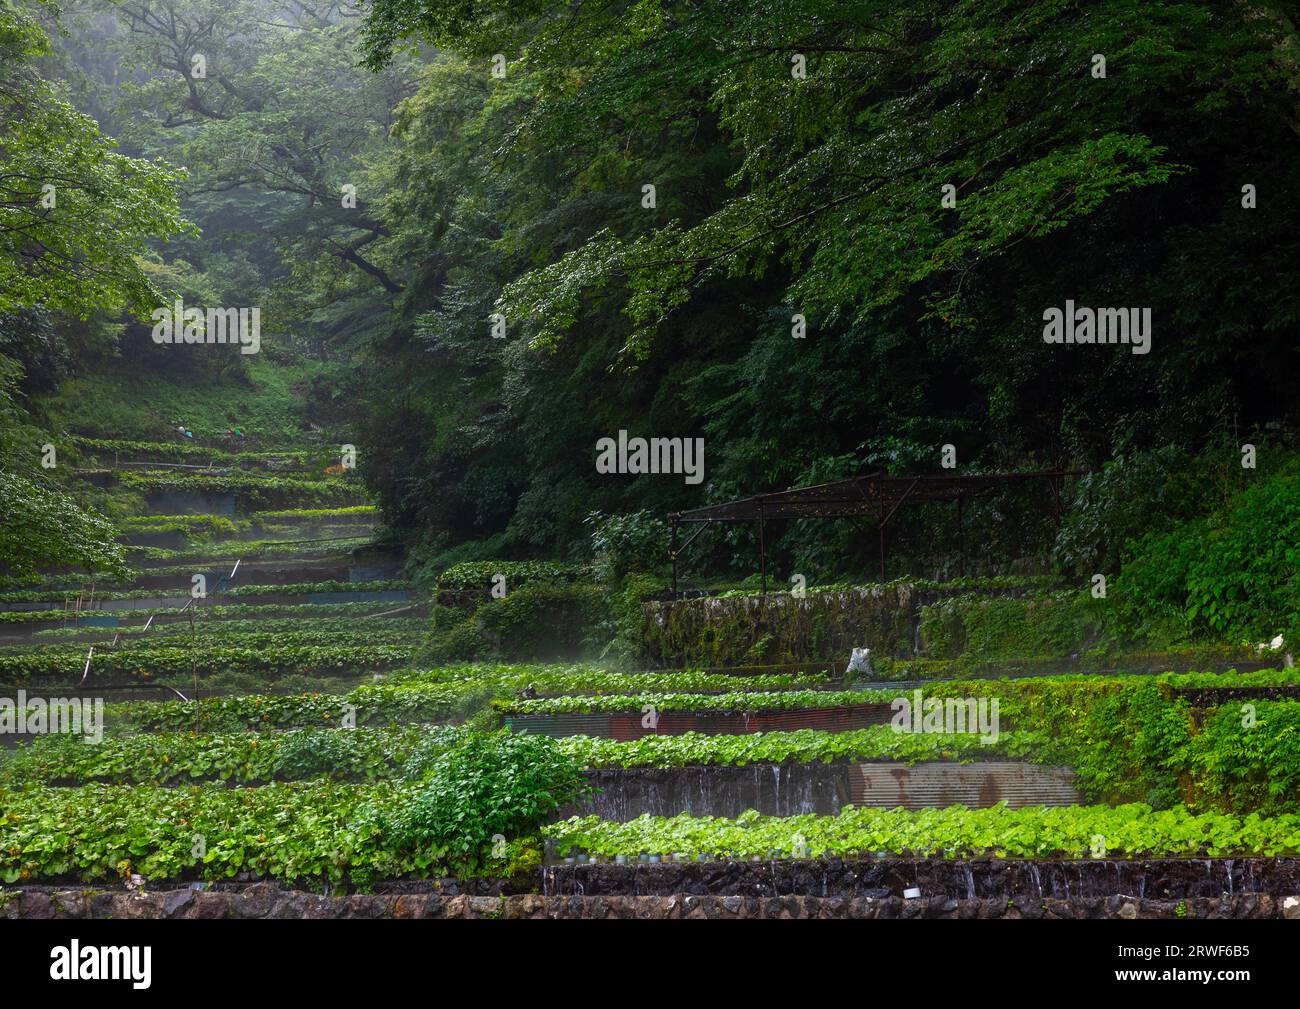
3,439,1299,922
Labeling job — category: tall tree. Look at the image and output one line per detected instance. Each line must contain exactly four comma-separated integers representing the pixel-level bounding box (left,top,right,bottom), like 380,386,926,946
0,0,189,317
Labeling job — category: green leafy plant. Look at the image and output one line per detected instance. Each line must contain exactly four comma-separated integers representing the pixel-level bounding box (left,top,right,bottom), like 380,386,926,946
1115,463,1300,645
386,730,588,874
546,804,1300,862
117,471,364,511
585,510,669,579
0,643,413,686
435,560,591,592
0,578,411,603
498,687,897,716
557,727,1031,769
0,474,128,580
0,781,435,885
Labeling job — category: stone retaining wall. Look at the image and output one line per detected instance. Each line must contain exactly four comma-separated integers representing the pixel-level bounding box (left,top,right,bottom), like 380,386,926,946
5,885,1299,919
542,857,1300,898
638,585,927,666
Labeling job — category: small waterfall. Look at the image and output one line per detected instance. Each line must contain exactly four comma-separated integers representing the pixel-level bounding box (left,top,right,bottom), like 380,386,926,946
964,865,976,899
645,776,660,821
1029,864,1042,898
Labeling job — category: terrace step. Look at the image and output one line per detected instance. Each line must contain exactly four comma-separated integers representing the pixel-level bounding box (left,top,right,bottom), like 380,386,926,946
121,527,375,548
128,553,357,572
0,587,415,613
14,555,404,594
109,561,355,590
0,604,427,642
505,703,895,738
1,611,400,649
566,761,1080,821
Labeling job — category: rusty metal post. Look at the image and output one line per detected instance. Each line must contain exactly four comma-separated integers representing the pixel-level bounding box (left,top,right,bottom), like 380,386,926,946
670,518,679,598
957,495,965,577
878,493,886,581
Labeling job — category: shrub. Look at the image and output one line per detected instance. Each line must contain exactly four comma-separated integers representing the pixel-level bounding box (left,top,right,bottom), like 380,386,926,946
600,573,669,662
116,471,362,511
405,532,511,590
585,509,669,579
1053,446,1207,576
925,675,1192,808
1114,463,1300,645
1190,701,1300,816
0,473,127,579
918,591,1099,660
386,730,587,874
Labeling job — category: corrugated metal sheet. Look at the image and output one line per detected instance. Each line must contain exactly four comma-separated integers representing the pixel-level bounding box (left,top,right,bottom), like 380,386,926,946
850,761,1079,809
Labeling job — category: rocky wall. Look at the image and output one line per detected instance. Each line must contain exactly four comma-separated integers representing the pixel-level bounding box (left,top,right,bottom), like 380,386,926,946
5,885,1298,919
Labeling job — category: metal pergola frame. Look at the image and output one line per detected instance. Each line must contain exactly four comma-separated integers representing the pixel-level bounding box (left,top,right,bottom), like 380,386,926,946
666,469,1089,596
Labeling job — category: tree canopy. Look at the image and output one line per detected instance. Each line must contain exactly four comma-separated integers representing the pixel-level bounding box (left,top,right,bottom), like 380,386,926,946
4,0,1300,581
0,0,190,317
342,0,1300,572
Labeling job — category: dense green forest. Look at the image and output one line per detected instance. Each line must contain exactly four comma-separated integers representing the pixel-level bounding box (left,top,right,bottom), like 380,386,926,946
3,0,1300,637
